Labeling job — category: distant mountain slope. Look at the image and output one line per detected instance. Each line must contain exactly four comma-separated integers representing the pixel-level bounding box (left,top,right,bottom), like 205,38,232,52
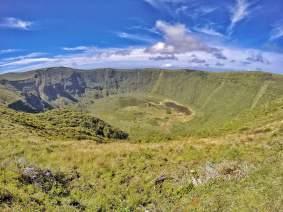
1,67,282,111
0,67,283,137
0,67,162,112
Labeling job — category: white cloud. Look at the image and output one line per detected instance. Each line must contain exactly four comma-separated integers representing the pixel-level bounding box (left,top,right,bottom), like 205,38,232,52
228,0,250,35
128,25,160,35
197,6,218,15
1,44,282,74
62,46,90,51
144,0,187,16
2,52,46,62
188,55,206,64
0,57,55,67
246,52,270,64
0,49,21,54
0,17,33,30
144,0,161,8
194,25,225,37
117,32,155,43
176,6,188,14
270,25,283,41
144,0,185,9
149,54,177,61
1,19,283,74
188,6,218,19
162,63,173,68
147,20,216,54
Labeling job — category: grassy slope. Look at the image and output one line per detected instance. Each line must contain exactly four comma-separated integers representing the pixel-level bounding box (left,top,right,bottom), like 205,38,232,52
150,71,283,133
77,94,194,142
0,69,283,210
1,69,283,139
0,97,283,211
0,85,21,105
75,71,283,140
0,106,128,142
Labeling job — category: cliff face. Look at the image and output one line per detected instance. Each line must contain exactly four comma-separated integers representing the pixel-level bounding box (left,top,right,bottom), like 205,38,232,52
0,67,162,112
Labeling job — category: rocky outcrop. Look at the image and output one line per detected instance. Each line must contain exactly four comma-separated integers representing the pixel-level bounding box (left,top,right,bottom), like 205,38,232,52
8,93,53,113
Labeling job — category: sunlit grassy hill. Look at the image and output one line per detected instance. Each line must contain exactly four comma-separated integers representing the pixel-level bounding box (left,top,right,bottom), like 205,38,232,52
0,96,282,211
0,68,283,211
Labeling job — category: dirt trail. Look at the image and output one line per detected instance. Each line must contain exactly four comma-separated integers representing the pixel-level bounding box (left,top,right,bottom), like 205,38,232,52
251,81,271,109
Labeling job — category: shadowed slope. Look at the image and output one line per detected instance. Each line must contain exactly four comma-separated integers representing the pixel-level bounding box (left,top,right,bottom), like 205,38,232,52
0,105,128,141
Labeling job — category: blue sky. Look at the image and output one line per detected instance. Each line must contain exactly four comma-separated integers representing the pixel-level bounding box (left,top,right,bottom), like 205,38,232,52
0,0,283,73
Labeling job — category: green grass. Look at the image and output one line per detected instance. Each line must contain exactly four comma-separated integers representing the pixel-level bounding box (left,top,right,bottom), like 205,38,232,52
0,85,21,105
0,110,282,211
149,71,283,135
60,70,283,141
0,106,128,142
75,94,194,142
0,69,283,211
1,69,283,141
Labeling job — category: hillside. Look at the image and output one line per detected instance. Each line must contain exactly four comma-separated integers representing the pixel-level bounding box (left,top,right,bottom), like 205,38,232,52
0,105,128,142
0,68,283,211
1,67,283,140
0,94,283,211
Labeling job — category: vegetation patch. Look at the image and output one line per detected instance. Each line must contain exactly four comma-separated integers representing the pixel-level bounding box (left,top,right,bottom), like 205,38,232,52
191,161,251,186
80,94,193,142
19,166,79,195
163,101,192,115
0,189,14,206
69,199,86,211
0,106,128,141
